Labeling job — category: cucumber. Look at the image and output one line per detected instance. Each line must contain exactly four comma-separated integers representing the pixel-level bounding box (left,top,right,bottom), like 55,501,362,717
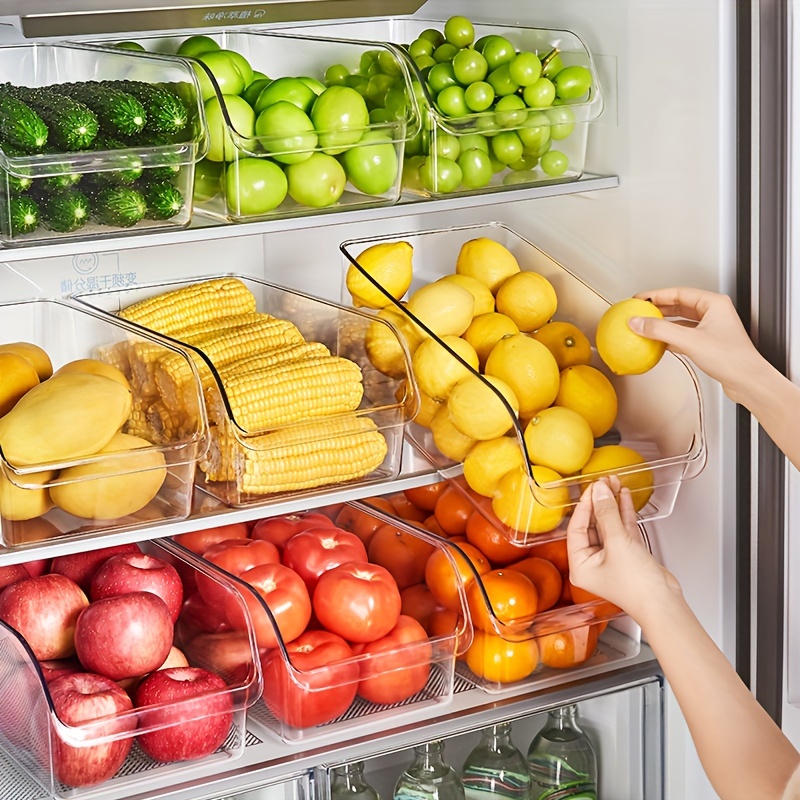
8,195,40,235
91,185,146,227
41,189,90,233
143,180,184,220
0,142,33,194
0,93,48,153
102,80,188,134
92,134,144,184
143,164,182,182
0,84,98,151
54,82,146,138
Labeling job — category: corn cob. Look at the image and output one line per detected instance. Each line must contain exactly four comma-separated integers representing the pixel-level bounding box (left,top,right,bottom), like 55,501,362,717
118,278,257,336
146,399,195,442
200,415,387,493
94,342,132,378
125,394,156,440
211,355,364,432
216,341,331,381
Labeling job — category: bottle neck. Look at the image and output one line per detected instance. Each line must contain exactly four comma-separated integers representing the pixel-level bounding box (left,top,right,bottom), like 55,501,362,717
547,704,581,733
482,722,513,750
413,741,447,769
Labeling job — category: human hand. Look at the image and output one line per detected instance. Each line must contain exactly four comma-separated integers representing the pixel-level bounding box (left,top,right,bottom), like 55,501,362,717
566,481,680,621
627,287,765,405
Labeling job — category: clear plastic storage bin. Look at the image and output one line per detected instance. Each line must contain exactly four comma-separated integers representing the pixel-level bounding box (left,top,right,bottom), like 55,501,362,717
0,42,206,246
0,538,262,800
0,299,207,549
340,223,707,545
111,30,418,222
72,275,413,508
278,18,603,196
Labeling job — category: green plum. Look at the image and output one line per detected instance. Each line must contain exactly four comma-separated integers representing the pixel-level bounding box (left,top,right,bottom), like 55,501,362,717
225,157,287,216
341,131,399,195
311,86,369,154
255,101,317,165
286,152,346,207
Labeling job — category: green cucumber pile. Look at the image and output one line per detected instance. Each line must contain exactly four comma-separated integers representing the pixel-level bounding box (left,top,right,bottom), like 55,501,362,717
0,78,193,238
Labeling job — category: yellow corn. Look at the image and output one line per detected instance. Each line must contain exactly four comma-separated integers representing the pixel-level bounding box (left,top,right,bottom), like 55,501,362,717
178,312,266,344
217,341,331,381
125,395,155,440
119,278,257,336
146,399,195,442
94,342,132,378
212,355,364,432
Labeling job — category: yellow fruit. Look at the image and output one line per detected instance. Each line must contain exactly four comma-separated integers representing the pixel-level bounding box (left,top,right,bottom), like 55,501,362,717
465,630,539,684
492,465,569,534
456,238,521,293
494,271,558,332
430,404,476,461
0,373,132,467
406,281,475,337
0,353,40,417
0,468,55,521
523,406,595,475
463,436,525,498
531,321,592,370
437,274,495,316
580,444,655,512
447,374,519,440
462,312,520,369
484,333,560,418
53,359,131,390
346,240,414,309
555,364,618,438
413,389,443,428
365,304,425,379
595,298,667,375
412,335,479,402
49,432,168,520
0,342,53,380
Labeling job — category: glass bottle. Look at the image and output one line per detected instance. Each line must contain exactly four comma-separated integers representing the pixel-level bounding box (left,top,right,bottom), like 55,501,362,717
526,705,598,800
331,761,381,800
460,722,531,800
393,740,466,800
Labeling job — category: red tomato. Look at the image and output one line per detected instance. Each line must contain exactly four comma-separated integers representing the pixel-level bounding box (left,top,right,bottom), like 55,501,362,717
313,562,401,643
197,539,281,608
282,527,368,593
352,615,432,704
227,563,312,650
251,512,336,550
173,522,251,555
261,630,358,728
400,583,441,632
367,523,436,590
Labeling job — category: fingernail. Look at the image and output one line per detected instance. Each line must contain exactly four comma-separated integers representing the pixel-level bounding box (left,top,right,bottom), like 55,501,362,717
593,481,613,499
628,316,645,334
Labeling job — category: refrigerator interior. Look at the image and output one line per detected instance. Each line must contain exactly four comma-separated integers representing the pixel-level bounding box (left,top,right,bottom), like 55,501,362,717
0,0,741,798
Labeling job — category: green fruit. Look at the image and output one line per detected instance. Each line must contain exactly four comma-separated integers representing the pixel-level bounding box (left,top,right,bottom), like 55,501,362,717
178,35,220,57
115,41,146,52
197,50,247,96
193,159,223,202
243,78,272,108
299,76,327,96
225,157,287,216
341,131,399,195
310,86,369,155
255,77,316,114
540,150,569,176
205,94,255,162
286,152,346,207
554,65,593,100
457,148,493,189
223,50,254,88
444,16,474,48
255,101,317,165
419,156,462,193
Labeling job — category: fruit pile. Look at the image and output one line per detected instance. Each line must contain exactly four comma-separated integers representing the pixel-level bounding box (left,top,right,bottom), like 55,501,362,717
174,506,452,731
346,236,666,536
397,16,598,194
0,76,193,239
345,483,619,687
0,341,169,526
0,542,249,788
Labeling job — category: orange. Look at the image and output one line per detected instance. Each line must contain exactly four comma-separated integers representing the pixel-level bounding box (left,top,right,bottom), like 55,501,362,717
465,629,539,684
425,540,490,611
389,493,429,522
507,557,563,613
423,514,448,537
466,568,539,633
335,496,395,546
368,522,437,590
434,484,475,536
536,622,600,669
403,482,448,512
528,537,569,576
465,511,534,566
568,580,622,618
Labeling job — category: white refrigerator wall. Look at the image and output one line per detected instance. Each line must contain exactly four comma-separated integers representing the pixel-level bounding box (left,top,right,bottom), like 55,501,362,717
0,1,737,797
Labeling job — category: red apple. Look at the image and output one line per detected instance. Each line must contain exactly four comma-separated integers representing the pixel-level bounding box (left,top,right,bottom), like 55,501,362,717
90,552,184,623
0,574,88,660
134,666,234,762
49,672,136,787
182,630,255,686
178,591,230,634
74,592,173,681
118,645,190,693
22,558,50,578
39,657,82,684
0,563,30,592
50,543,141,593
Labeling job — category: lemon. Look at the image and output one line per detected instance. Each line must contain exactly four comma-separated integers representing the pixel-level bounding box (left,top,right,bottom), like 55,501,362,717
412,335,480,402
523,406,595,475
495,271,558,332
484,333,560,418
462,312,520,369
447,374,519,440
531,320,592,370
555,364,618,438
463,436,525,498
456,238,521,293
364,303,427,378
346,240,413,309
492,465,569,534
437,274,495,316
580,444,655,512
406,281,475,337
595,298,667,375
414,389,443,428
430,404,476,461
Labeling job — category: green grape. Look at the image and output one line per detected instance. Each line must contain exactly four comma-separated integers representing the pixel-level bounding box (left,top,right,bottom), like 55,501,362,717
359,50,381,74
419,28,445,48
433,42,459,63
491,130,524,165
325,64,350,86
503,169,537,186
546,105,576,139
508,51,542,87
481,35,516,70
420,155,462,193
434,133,461,160
522,77,556,108
428,62,458,94
486,64,520,97
405,126,429,156
453,48,488,84
402,155,425,191
344,74,369,92
378,50,403,77
489,152,507,173
366,74,395,107
475,113,501,136
414,54,437,72
409,38,435,60
541,49,565,78
369,108,394,123
385,87,409,117
444,16,475,48
458,133,490,153
458,148,493,189
554,65,592,100
436,84,468,117
464,81,494,112
508,153,539,171
474,35,492,53
540,150,569,176
518,112,551,152
494,94,528,127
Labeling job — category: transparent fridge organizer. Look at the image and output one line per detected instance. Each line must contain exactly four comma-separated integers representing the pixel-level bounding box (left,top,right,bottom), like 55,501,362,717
0,538,262,800
71,274,414,509
0,299,208,550
274,17,604,197
340,222,707,546
0,41,207,247
101,30,421,223
174,501,472,744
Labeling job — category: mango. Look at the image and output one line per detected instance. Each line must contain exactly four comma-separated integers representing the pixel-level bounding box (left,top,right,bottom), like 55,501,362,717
0,342,53,380
53,359,131,391
0,468,55,520
0,353,39,416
